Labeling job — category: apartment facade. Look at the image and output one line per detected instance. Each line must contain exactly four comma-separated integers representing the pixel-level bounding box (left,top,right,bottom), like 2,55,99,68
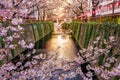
96,0,120,16
85,0,120,17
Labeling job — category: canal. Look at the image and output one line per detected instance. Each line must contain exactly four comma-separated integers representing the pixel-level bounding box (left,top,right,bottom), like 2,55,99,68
10,31,83,80
45,33,78,61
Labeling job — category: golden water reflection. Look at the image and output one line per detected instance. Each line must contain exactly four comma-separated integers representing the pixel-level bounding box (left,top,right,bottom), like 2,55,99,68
45,34,77,61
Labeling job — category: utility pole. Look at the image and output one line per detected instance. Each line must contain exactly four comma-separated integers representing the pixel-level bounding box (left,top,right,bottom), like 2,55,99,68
112,0,115,16
92,0,95,17
92,0,100,17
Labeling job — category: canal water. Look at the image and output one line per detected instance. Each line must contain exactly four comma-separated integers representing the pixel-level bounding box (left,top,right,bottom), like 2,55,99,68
12,31,79,63
45,34,78,61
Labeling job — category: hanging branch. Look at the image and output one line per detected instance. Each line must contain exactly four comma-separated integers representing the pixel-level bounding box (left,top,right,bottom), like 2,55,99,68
14,0,24,7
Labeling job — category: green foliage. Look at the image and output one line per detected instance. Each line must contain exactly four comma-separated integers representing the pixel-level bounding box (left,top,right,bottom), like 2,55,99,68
71,21,119,48
71,21,119,67
62,22,71,29
36,23,43,38
0,21,54,65
0,37,5,48
102,22,110,40
114,76,120,80
117,24,120,37
98,54,105,66
43,22,47,34
48,21,54,31
114,52,120,59
83,22,93,48
77,23,81,40
11,49,15,58
70,20,119,78
102,22,120,38
108,48,113,57
2,22,8,27
29,22,54,42
74,23,78,40
31,23,37,41
117,17,120,24
71,22,82,39
0,60,3,66
102,16,118,23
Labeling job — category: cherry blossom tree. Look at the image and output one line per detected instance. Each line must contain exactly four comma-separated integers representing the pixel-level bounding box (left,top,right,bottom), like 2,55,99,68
0,0,65,65
63,0,88,18
0,0,35,62
27,0,65,20
0,34,119,80
0,0,120,80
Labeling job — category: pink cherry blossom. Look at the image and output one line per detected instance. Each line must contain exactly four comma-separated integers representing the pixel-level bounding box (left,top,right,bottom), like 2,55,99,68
0,0,119,80
11,18,19,25
27,43,35,49
101,72,110,80
96,36,101,41
104,63,110,68
16,62,22,67
2,17,7,22
24,62,31,67
31,60,37,65
18,18,23,24
109,36,115,42
13,33,20,38
9,26,18,32
18,40,27,48
109,71,118,76
0,55,5,60
6,36,13,42
18,25,24,31
9,44,16,49
0,29,8,36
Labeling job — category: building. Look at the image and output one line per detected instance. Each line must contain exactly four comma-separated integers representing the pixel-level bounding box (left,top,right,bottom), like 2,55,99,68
96,0,120,16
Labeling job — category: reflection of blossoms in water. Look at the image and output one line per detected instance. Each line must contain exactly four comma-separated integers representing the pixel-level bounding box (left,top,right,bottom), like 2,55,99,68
61,34,66,39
